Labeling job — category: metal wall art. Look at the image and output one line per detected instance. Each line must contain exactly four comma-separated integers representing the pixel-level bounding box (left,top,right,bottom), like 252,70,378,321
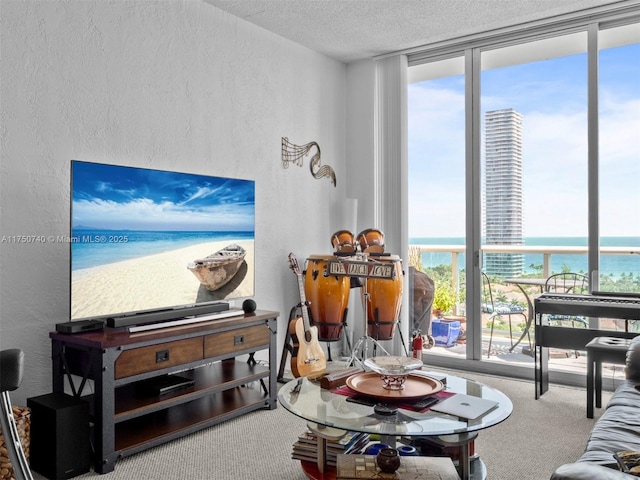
281,137,336,187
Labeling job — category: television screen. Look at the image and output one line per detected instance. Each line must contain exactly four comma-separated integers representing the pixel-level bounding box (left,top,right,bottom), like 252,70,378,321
70,160,255,321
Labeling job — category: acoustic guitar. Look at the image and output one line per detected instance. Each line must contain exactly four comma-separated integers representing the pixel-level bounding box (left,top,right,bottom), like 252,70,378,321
288,253,327,379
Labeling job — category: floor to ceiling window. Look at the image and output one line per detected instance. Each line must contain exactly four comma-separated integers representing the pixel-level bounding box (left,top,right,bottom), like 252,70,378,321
407,13,640,381
480,33,589,368
407,56,467,335
598,24,640,297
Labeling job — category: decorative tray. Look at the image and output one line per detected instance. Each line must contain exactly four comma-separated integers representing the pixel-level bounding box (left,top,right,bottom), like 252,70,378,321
345,372,444,400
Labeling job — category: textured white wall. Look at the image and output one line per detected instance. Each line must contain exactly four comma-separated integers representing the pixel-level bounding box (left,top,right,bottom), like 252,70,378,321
0,0,355,403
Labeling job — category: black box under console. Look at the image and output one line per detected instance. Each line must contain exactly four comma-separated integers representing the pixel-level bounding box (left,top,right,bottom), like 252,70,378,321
27,393,90,479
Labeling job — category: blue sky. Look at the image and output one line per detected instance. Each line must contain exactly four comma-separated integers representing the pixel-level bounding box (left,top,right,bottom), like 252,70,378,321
409,42,640,239
72,161,255,231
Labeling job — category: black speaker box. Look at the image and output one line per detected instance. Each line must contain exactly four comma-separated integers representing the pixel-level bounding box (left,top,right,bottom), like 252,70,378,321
27,393,90,479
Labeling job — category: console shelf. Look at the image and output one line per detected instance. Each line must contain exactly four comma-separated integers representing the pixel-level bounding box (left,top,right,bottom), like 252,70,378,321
50,310,278,474
114,359,270,420
114,387,267,453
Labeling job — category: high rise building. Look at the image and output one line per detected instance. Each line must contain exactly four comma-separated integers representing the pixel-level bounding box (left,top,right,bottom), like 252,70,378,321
484,108,524,277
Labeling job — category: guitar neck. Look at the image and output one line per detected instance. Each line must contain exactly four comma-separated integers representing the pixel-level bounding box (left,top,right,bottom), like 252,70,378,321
296,274,312,330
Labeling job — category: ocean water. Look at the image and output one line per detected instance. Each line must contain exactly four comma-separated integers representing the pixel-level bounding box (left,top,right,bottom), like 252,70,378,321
71,229,254,271
410,236,640,278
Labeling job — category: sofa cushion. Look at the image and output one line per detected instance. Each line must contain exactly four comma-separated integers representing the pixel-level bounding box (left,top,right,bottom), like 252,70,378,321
578,382,640,467
552,338,640,479
551,463,635,479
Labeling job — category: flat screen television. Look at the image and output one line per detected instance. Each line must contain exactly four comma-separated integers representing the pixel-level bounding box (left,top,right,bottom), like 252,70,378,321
70,160,255,324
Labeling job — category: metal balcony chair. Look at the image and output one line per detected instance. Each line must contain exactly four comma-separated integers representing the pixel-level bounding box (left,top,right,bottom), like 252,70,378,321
544,272,589,327
482,272,528,358
0,349,34,480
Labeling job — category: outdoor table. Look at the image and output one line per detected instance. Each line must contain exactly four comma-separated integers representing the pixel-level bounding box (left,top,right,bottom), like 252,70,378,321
504,277,547,353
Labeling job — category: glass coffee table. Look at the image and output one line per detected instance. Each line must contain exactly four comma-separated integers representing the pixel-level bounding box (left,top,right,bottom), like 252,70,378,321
278,371,512,480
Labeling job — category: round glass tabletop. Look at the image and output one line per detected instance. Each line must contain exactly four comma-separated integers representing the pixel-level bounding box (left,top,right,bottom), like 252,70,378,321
277,371,513,437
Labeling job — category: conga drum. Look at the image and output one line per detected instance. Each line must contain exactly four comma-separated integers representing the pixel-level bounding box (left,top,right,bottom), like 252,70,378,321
304,256,350,342
357,228,385,254
363,256,403,340
331,230,356,254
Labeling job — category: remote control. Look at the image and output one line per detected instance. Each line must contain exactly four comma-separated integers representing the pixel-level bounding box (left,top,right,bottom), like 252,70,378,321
346,395,377,407
412,396,439,411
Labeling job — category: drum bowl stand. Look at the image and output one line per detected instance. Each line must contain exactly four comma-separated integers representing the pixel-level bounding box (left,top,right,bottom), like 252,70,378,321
346,285,409,369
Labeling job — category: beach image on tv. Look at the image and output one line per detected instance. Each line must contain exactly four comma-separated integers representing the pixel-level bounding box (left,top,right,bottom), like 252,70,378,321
70,161,255,320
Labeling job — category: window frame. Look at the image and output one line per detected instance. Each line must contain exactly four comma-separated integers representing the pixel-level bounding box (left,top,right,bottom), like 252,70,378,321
404,8,640,383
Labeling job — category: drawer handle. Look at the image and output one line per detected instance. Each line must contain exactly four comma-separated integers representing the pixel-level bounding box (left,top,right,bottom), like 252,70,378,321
156,350,169,363
234,335,245,346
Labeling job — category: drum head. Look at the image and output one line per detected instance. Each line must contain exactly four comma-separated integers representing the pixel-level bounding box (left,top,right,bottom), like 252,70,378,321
357,228,385,254
331,230,356,254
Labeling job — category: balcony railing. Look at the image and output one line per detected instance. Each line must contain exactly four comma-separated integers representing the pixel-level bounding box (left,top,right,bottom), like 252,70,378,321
411,243,640,315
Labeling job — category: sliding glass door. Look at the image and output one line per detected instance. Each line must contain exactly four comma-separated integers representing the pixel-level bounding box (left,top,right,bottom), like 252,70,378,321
480,33,588,362
407,15,640,375
408,57,468,355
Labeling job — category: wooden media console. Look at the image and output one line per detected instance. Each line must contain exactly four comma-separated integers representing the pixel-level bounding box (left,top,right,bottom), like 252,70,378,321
50,310,278,473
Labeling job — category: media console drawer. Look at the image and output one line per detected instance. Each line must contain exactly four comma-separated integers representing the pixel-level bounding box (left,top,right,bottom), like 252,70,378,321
115,338,203,379
204,324,270,358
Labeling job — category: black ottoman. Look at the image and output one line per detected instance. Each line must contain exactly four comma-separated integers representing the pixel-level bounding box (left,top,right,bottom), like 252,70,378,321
585,337,631,418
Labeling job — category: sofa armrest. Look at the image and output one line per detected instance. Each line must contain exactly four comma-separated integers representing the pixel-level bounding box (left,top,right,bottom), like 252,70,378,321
551,463,633,480
626,336,640,382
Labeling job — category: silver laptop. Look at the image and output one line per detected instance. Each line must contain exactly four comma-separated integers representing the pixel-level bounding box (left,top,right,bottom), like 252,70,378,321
431,394,499,420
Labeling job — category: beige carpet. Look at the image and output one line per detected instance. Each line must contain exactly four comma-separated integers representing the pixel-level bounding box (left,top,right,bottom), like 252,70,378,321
32,370,610,480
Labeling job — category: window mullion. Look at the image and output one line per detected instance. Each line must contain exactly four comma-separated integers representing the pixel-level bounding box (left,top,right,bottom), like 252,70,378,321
587,22,600,321
466,47,483,360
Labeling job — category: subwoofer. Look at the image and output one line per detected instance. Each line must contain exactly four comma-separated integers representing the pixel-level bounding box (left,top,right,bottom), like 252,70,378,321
27,393,90,480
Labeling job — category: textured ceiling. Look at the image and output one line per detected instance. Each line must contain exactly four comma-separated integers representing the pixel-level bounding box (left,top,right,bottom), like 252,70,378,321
203,0,629,63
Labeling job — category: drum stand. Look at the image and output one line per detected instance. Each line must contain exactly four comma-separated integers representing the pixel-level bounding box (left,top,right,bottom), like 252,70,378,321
347,333,391,369
346,277,400,369
347,319,409,368
319,308,352,363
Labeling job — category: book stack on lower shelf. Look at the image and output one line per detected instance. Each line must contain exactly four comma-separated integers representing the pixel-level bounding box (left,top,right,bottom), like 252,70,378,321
291,429,370,466
336,454,460,480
